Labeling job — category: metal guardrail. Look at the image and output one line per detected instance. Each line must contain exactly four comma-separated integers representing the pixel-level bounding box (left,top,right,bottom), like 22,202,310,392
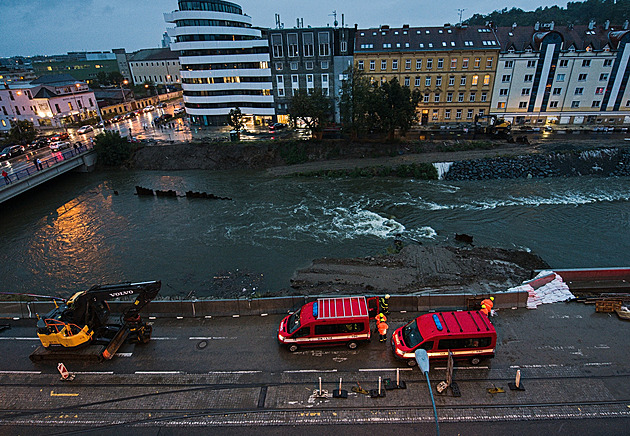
1,143,92,188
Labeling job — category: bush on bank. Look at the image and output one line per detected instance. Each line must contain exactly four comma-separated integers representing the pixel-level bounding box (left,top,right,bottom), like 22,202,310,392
94,131,137,167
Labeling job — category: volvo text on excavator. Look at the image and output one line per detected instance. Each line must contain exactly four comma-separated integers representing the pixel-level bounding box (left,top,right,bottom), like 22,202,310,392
31,280,160,362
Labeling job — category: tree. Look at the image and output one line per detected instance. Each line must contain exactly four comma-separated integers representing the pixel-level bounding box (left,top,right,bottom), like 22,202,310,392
93,131,135,167
377,78,421,139
339,66,375,138
7,120,36,145
289,89,333,138
228,107,245,132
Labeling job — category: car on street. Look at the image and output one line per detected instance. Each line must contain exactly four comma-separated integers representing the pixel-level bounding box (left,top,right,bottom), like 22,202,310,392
76,125,93,134
49,141,71,152
174,108,185,115
156,102,167,108
143,105,155,112
0,145,25,160
269,123,287,132
50,132,69,142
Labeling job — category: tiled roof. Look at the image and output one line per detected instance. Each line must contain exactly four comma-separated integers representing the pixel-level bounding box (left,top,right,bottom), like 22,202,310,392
355,25,500,52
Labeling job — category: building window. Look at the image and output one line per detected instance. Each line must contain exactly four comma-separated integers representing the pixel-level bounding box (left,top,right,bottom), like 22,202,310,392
288,33,299,57
447,92,453,102
392,59,398,70
578,73,588,81
553,88,562,95
521,88,530,96
319,32,330,56
599,73,608,81
469,92,476,102
405,59,411,70
449,76,455,86
574,87,584,95
460,76,466,86
524,74,533,82
483,75,490,86
451,58,457,69
481,92,487,102
305,61,314,70
435,76,442,87
278,88,285,97
358,61,364,71
472,75,478,85
519,101,527,108
456,109,462,119
502,74,511,82
271,34,283,57
426,58,433,69
499,88,508,96
416,59,422,70
527,60,536,68
303,32,314,57
582,60,591,67
486,57,493,68
290,62,298,70
559,59,568,67
321,61,329,70
595,87,605,95
370,60,375,71
474,57,481,68
415,77,421,87
504,60,513,68
437,58,444,69
467,109,473,119
445,109,451,119
404,77,410,86
549,101,558,108
592,100,601,107
497,102,506,109
432,109,439,120
381,60,387,70
571,101,580,108
458,92,464,102
425,76,431,87
604,59,613,67
462,58,469,68
423,93,430,103
478,109,485,117
434,93,440,102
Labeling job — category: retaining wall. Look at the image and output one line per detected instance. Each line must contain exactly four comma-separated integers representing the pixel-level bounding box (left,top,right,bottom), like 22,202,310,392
0,290,527,320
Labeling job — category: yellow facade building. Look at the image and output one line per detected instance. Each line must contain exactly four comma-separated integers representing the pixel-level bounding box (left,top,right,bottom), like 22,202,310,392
354,24,501,125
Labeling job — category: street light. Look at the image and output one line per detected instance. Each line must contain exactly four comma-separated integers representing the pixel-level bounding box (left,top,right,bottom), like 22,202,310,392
415,349,440,436
120,80,129,103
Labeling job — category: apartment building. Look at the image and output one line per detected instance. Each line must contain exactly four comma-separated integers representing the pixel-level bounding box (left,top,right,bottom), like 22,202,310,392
128,48,181,87
268,26,355,123
492,21,630,126
164,0,274,126
354,24,500,125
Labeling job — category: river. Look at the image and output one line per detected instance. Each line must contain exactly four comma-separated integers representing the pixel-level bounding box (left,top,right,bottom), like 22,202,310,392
1,169,629,298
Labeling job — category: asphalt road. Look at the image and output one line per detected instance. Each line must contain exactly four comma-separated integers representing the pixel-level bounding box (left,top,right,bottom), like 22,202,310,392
0,302,629,434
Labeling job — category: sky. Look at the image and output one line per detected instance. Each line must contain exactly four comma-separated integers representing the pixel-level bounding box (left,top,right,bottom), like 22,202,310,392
0,0,568,58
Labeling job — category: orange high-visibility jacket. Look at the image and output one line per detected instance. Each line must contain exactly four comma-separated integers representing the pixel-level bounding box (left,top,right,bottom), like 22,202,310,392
378,322,388,335
481,299,494,311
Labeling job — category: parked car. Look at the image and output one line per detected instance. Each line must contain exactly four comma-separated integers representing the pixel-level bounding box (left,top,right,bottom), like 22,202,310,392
269,123,287,132
76,125,93,134
50,132,69,141
174,108,185,115
156,102,167,108
0,145,25,161
154,113,173,124
49,141,71,152
143,105,155,112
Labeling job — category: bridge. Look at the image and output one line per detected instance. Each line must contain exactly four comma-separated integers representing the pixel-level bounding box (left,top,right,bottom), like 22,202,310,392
0,145,97,204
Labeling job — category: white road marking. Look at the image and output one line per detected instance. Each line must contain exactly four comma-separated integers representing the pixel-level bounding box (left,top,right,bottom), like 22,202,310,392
0,337,39,340
0,370,41,374
434,366,489,370
510,364,564,368
73,371,114,375
150,337,178,340
584,362,612,366
359,368,413,372
115,353,133,357
189,337,229,340
283,369,338,373
135,371,182,374
208,371,262,374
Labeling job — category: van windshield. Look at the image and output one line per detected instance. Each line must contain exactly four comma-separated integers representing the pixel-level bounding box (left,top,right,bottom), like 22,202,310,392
287,309,301,334
402,320,423,348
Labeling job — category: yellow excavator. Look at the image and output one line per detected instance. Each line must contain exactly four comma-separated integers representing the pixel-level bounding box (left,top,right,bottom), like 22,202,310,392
474,114,512,136
32,281,160,361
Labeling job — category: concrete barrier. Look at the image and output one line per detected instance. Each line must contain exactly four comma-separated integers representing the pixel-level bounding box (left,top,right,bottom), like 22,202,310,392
0,291,528,320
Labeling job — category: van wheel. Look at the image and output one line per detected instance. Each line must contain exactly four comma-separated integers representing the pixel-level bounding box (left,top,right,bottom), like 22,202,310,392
288,344,299,353
407,359,417,367
470,357,481,365
347,341,358,350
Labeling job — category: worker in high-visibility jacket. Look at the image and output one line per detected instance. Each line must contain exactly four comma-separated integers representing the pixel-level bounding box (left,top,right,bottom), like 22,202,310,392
481,297,494,316
379,294,390,315
480,304,490,316
377,317,389,342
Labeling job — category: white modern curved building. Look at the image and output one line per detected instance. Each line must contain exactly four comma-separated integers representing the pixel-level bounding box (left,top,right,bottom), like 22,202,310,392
165,0,274,126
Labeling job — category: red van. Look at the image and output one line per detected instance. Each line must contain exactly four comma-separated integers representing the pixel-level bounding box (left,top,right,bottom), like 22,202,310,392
391,310,497,366
278,296,379,352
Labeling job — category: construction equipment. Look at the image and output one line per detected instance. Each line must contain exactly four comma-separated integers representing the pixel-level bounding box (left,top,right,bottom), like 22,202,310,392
30,281,160,362
474,114,512,136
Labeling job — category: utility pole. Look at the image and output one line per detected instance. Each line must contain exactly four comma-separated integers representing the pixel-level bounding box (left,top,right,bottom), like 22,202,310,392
458,9,466,25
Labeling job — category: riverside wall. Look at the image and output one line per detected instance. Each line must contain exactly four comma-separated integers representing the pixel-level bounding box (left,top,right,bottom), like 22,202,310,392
0,290,528,320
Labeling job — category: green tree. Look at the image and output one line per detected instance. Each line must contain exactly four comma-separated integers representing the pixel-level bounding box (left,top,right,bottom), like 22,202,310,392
289,88,333,138
376,78,421,139
228,107,245,132
7,120,37,144
93,131,135,167
339,66,375,138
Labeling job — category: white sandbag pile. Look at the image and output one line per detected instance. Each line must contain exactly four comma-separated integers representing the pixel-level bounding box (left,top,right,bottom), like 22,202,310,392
508,270,575,309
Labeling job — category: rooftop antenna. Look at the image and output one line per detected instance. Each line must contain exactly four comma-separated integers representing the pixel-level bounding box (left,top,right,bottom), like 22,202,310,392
458,8,466,25
275,13,281,29
329,10,338,28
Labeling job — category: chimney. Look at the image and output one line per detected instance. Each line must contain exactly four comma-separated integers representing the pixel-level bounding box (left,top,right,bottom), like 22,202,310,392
625,20,629,30
534,21,540,31
588,20,596,30
605,20,610,30
550,21,554,30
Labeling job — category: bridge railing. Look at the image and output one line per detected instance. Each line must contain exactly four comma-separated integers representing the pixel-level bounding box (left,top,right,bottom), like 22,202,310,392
1,143,93,187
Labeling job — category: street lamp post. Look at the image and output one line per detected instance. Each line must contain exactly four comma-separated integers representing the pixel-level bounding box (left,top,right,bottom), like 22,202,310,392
415,349,440,436
120,79,129,105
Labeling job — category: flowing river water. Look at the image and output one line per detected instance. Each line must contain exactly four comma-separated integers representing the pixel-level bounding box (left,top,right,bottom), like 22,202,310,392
1,169,629,297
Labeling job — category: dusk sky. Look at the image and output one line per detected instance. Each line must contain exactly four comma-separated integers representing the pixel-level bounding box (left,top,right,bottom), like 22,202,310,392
0,0,567,58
